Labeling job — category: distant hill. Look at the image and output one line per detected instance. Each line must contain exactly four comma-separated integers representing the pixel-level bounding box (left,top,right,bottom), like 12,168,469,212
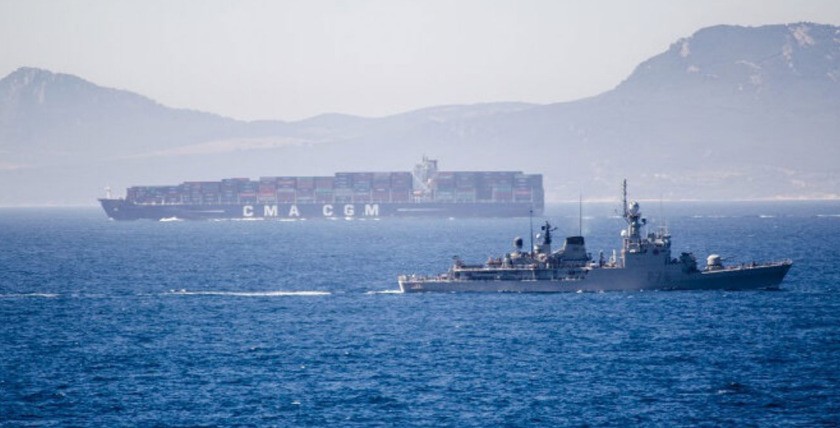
1,22,838,206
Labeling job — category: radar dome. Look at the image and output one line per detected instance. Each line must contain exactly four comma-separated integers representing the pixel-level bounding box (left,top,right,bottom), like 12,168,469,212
628,201,640,216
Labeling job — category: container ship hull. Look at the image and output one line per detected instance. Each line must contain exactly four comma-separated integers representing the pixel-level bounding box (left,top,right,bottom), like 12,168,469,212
99,199,541,221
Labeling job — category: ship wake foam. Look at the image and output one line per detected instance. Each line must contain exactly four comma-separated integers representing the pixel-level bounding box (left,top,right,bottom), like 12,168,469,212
167,290,331,297
0,293,59,298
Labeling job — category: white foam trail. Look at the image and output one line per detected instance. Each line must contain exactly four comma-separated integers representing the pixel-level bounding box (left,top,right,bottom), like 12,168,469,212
364,289,404,295
1,293,59,298
168,290,330,297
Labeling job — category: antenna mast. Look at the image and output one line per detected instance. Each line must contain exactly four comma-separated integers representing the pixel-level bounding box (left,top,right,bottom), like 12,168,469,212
579,193,583,236
622,179,628,224
529,208,534,256
660,192,669,235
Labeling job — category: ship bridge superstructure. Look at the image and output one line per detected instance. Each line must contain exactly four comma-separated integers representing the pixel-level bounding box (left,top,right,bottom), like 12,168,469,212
618,179,674,270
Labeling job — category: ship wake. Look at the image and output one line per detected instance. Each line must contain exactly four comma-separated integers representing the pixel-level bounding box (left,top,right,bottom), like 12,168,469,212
167,289,331,297
0,293,60,298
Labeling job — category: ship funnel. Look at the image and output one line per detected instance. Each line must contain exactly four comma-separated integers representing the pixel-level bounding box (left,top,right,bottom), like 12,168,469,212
560,236,588,261
514,236,523,250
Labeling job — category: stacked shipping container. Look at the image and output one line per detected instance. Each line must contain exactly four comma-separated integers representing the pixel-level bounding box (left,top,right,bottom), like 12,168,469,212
124,170,542,206
391,172,412,202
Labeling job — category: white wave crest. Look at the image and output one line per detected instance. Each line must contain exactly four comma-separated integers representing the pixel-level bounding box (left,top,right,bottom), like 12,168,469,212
0,293,59,298
168,289,330,297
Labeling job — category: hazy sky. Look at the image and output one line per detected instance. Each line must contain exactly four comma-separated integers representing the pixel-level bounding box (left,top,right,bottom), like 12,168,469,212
2,0,839,121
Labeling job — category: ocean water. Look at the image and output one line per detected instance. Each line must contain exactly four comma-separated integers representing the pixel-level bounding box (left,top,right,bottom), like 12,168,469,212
2,202,839,426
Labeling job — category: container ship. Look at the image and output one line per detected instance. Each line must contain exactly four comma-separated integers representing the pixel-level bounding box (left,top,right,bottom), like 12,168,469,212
99,157,544,220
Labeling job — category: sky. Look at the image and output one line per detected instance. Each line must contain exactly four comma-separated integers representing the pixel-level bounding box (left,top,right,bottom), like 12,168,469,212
2,0,840,121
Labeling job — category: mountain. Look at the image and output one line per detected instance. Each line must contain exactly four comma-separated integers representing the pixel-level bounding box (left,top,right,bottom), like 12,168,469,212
1,23,838,206
489,22,840,199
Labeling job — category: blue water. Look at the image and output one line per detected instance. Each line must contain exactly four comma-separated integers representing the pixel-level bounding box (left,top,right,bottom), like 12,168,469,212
2,202,840,426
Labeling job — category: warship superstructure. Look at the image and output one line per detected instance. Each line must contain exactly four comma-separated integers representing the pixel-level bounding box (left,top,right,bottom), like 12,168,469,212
398,181,792,292
99,157,543,220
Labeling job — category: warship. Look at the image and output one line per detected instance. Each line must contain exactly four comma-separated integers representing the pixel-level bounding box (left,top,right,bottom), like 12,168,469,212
398,181,792,292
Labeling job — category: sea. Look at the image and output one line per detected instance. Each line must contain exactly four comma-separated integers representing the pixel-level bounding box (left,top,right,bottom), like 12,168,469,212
2,201,839,426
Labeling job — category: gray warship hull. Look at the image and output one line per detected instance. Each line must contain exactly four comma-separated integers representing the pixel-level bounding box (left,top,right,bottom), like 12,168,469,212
399,261,792,293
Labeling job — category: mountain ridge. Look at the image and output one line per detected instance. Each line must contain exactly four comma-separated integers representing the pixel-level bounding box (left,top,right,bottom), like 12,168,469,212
1,22,838,205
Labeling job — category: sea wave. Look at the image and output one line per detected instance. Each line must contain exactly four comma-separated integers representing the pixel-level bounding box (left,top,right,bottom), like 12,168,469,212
364,289,404,295
0,293,59,298
167,289,331,297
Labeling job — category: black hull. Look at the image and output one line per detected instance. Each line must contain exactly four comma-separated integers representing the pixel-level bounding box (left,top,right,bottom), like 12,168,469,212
99,199,542,220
